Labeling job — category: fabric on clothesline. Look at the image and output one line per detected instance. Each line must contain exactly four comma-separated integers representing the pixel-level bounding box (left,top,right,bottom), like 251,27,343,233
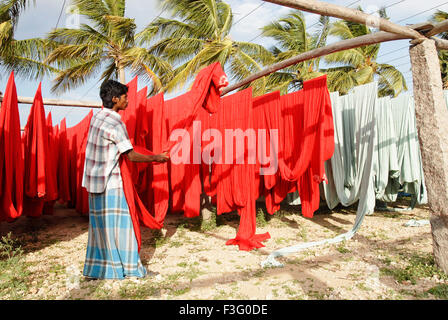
261,75,334,218
57,118,71,204
213,87,271,251
373,96,400,202
322,83,377,213
162,62,229,221
0,72,24,222
66,110,93,215
22,83,54,217
387,94,427,205
117,62,229,251
262,82,377,268
252,91,281,201
120,76,138,144
42,112,59,215
147,93,170,223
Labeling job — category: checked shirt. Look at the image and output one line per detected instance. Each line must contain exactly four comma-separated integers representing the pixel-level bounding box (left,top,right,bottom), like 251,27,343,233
82,108,133,193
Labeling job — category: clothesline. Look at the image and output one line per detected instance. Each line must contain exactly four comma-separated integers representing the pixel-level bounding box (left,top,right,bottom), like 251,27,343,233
0,95,102,108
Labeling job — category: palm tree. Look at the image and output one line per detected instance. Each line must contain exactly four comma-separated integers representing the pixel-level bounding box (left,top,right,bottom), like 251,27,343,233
261,11,330,94
431,10,448,89
139,0,274,96
45,0,172,94
322,8,407,97
0,0,56,81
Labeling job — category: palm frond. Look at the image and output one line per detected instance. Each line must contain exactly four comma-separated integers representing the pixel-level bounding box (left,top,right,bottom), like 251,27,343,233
376,63,407,97
324,48,365,68
51,56,103,93
0,0,34,27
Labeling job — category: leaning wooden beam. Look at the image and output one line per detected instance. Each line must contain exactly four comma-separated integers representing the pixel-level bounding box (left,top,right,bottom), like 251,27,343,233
425,19,448,38
221,31,408,95
0,95,102,108
432,37,448,51
263,0,424,40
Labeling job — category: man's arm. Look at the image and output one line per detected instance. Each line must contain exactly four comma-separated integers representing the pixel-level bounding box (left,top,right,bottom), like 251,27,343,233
125,150,169,163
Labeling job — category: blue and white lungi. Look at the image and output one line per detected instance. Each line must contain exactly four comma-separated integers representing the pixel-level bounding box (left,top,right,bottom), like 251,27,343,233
83,187,147,279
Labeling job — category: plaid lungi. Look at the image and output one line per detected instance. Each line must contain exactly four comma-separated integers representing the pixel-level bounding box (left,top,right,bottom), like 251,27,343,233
83,187,147,279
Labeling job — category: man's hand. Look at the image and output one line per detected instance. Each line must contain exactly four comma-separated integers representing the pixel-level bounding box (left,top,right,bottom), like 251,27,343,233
126,149,170,163
153,151,169,163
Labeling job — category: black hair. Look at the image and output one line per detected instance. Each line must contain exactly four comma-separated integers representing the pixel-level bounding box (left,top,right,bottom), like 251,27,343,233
100,80,128,109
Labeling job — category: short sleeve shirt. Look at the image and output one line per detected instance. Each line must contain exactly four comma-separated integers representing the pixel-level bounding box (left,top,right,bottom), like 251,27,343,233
82,108,133,193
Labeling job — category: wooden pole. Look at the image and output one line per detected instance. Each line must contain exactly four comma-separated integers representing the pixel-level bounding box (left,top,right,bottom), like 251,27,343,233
263,0,424,40
221,31,409,95
425,19,448,38
0,95,102,108
410,39,448,273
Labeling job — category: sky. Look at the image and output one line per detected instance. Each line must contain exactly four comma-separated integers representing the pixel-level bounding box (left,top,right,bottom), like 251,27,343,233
1,0,447,127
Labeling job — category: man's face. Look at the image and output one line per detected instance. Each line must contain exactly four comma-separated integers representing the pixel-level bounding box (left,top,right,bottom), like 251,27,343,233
114,93,128,110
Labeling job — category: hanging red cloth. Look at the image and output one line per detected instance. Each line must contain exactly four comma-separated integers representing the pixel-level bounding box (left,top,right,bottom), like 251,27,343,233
66,110,93,214
104,63,227,251
57,118,71,204
165,94,203,218
120,76,138,142
161,62,228,221
22,83,51,217
213,88,270,251
42,112,59,215
120,149,163,253
252,91,282,201
164,62,229,219
296,76,334,217
146,93,170,224
264,75,334,218
0,72,24,222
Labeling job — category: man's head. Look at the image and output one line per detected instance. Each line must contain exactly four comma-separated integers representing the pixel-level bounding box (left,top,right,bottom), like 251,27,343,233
100,80,129,111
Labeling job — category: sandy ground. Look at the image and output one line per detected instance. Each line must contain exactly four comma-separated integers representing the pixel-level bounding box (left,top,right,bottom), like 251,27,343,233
1,197,447,300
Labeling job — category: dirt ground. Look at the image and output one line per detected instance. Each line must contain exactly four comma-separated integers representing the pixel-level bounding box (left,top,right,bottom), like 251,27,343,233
1,197,447,300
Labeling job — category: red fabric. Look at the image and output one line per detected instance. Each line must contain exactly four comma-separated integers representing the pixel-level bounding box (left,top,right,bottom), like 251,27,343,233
66,110,93,214
120,147,163,253
57,118,71,204
117,62,228,251
120,76,138,143
165,95,203,218
42,112,59,215
296,76,334,217
118,79,164,253
22,83,50,217
0,72,24,221
163,62,228,219
252,91,281,201
147,93,169,224
262,75,334,218
213,88,270,251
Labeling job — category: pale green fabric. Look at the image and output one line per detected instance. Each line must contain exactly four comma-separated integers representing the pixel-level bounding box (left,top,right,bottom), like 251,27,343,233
262,82,378,268
373,96,400,202
322,83,377,215
385,94,427,205
262,84,429,268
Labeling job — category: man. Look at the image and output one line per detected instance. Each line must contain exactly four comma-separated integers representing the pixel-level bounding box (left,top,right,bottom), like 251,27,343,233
81,79,169,280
